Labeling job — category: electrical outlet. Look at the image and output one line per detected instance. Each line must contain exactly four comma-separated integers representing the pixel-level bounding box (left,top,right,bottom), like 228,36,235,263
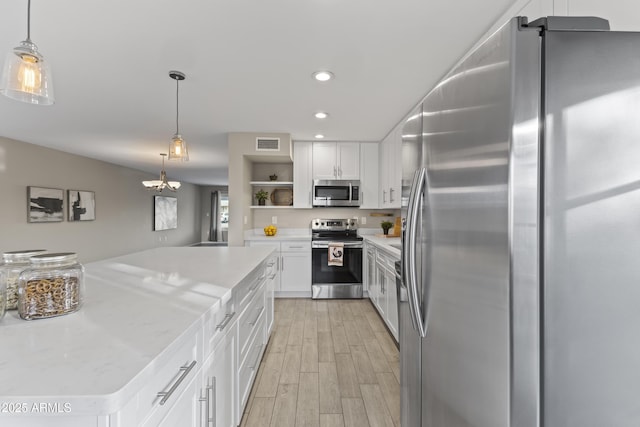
361,216,367,225
271,216,277,224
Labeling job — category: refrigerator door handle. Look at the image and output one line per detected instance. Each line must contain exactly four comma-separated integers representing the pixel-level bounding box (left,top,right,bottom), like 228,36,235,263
404,167,428,337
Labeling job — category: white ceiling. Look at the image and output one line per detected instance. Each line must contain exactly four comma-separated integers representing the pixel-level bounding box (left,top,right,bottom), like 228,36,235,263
0,0,517,185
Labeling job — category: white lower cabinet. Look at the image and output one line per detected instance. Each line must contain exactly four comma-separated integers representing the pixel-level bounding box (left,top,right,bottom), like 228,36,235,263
280,252,311,294
154,375,200,427
246,240,311,298
141,258,271,427
366,241,399,342
199,327,236,427
382,261,398,339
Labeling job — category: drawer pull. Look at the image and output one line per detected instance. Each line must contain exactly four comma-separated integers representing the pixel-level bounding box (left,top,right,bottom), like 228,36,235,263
248,344,264,370
158,360,197,405
216,311,236,331
249,306,264,326
288,245,304,249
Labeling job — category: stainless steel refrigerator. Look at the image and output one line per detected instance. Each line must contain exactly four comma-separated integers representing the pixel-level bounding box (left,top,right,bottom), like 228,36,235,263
397,16,640,427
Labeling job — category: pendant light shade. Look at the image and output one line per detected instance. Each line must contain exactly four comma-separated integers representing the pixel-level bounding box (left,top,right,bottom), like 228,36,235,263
0,0,54,105
142,154,181,192
168,71,188,161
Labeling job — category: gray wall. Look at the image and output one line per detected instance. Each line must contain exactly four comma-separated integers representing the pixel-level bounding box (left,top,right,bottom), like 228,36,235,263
0,137,201,262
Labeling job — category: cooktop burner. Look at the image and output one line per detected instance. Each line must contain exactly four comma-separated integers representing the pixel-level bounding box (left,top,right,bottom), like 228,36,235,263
311,218,362,241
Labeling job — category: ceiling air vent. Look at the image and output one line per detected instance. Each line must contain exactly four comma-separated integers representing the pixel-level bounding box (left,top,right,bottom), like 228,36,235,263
256,137,280,151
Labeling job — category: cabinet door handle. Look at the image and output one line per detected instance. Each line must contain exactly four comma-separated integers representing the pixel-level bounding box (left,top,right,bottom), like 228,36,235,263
281,255,284,271
338,166,342,177
158,360,197,405
215,311,236,331
333,165,337,178
389,187,395,203
382,190,387,203
199,376,216,427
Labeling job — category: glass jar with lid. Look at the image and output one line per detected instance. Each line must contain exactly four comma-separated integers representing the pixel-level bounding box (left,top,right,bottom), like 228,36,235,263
0,249,47,310
18,252,84,320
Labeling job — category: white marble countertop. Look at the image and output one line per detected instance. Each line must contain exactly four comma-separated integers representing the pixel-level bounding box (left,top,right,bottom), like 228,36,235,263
362,235,402,258
0,246,273,415
244,228,311,241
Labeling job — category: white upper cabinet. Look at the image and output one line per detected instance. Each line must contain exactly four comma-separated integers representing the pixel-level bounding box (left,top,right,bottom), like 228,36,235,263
359,142,379,209
337,143,360,180
379,127,402,208
312,142,360,180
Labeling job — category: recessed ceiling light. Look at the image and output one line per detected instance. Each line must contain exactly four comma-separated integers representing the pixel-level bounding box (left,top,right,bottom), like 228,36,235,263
315,112,328,119
315,134,325,139
313,71,333,82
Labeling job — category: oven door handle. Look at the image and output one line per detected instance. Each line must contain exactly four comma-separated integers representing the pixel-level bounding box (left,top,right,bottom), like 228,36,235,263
311,241,363,249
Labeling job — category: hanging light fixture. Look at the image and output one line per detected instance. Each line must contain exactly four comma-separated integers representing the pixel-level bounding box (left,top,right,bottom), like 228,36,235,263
0,0,54,105
142,153,181,192
168,70,189,161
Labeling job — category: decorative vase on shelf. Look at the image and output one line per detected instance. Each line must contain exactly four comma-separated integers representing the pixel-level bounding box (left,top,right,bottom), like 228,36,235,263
380,221,393,236
269,174,278,181
255,189,269,206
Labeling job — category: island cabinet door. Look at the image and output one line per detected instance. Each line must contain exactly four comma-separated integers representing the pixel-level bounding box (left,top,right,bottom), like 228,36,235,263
153,376,199,427
199,328,236,427
144,375,201,427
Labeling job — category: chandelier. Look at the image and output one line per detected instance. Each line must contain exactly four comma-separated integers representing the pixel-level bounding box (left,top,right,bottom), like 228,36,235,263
142,153,181,192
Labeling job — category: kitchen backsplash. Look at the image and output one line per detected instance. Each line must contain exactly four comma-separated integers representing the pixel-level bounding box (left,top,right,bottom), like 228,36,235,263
252,208,400,230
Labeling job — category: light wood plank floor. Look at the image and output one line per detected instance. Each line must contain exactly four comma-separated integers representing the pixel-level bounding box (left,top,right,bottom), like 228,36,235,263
240,299,400,427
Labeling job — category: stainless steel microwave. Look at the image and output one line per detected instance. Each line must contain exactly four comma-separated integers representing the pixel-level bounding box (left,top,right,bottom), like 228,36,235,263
312,180,360,207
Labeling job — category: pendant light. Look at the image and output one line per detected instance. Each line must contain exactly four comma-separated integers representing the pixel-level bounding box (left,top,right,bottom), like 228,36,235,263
0,0,54,105
142,153,181,192
168,71,188,161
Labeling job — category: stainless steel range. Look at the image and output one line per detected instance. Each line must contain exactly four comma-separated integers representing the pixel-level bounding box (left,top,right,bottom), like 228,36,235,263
311,218,363,299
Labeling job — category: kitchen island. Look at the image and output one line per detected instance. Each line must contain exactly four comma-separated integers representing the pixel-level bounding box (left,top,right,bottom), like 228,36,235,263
0,246,275,427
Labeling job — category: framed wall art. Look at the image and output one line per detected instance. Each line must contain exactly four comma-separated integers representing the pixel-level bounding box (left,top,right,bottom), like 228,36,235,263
68,190,96,221
27,186,64,223
154,196,177,231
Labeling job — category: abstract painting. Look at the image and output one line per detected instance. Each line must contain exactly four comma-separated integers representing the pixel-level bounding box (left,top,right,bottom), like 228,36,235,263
68,190,96,221
154,196,177,231
28,186,64,223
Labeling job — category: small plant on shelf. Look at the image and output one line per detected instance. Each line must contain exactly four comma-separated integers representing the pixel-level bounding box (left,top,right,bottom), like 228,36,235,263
255,189,269,206
380,221,394,235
